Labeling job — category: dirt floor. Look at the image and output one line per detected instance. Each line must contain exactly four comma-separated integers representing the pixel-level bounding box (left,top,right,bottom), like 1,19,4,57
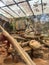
33,58,49,65
0,54,26,65
0,53,49,65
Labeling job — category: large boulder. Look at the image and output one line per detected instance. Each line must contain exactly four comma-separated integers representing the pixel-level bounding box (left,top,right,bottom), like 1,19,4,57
16,21,26,30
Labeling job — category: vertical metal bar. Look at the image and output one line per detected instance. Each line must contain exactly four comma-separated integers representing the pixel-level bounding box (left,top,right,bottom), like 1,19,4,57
26,0,34,15
41,0,44,14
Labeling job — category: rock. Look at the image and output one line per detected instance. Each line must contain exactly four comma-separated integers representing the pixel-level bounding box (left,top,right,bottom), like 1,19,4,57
16,21,26,30
43,53,49,60
41,47,49,53
29,40,41,50
45,40,49,47
33,50,44,58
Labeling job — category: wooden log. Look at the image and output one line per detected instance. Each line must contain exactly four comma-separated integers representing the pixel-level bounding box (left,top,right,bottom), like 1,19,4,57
20,41,29,47
23,46,31,52
0,25,36,65
11,34,26,40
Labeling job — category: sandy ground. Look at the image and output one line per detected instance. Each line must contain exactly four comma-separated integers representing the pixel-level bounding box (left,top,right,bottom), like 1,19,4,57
33,58,49,65
0,54,26,65
0,54,49,65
